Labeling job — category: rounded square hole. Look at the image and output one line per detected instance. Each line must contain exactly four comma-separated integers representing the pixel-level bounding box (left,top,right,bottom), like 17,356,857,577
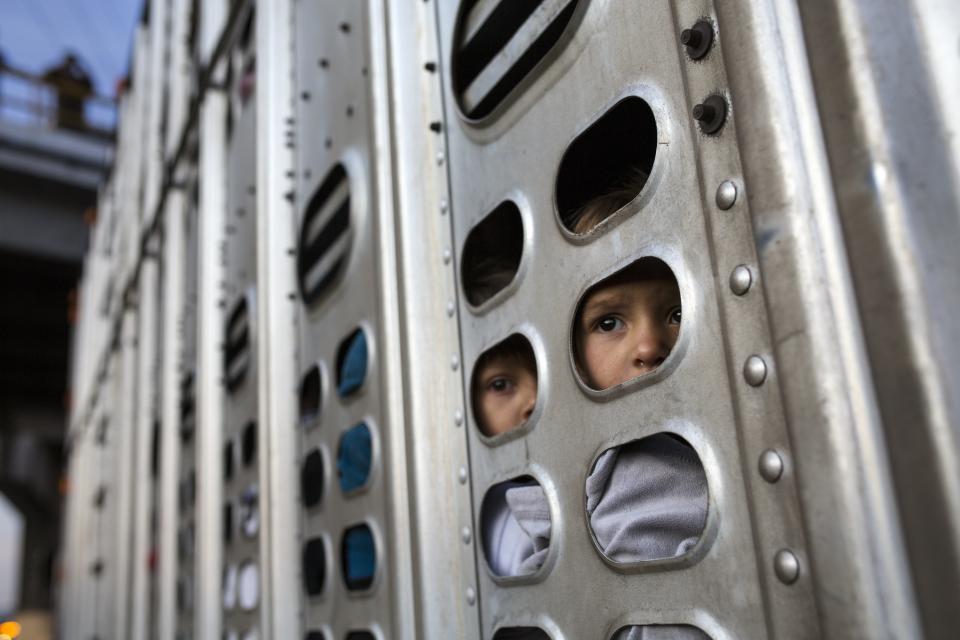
461,201,524,307
471,334,538,438
336,328,369,398
572,257,681,391
612,626,712,640
222,563,238,610
299,364,322,427
556,97,658,234
480,476,551,578
337,422,373,494
587,434,708,564
297,163,351,306
341,524,376,591
301,448,325,508
241,421,257,466
302,537,327,596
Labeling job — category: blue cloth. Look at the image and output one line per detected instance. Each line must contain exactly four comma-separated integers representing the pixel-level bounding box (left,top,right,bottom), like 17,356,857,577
337,423,372,493
337,331,368,397
343,525,375,587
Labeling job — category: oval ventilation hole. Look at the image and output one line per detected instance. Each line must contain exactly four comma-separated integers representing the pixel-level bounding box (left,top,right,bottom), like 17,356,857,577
241,421,257,466
301,448,324,508
305,633,328,640
341,524,376,591
239,484,259,538
302,537,327,596
222,563,238,610
224,295,252,391
611,626,712,640
493,629,551,640
336,328,368,398
297,164,351,306
299,365,322,427
587,434,708,564
556,97,658,234
238,561,260,611
573,257,681,390
337,422,373,494
180,371,196,443
471,334,538,437
224,441,235,481
480,476,551,577
453,0,581,119
461,201,524,307
345,634,375,640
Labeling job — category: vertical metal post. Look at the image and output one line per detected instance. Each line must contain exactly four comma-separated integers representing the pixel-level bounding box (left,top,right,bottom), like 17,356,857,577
196,4,228,639
254,0,299,636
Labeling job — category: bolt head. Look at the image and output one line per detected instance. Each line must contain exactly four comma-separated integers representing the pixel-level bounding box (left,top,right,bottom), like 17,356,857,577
730,265,752,295
466,587,476,605
454,409,463,426
461,527,472,544
744,355,767,386
451,355,460,371
774,549,800,584
458,467,468,484
716,180,738,210
759,449,784,482
443,248,452,264
446,301,456,317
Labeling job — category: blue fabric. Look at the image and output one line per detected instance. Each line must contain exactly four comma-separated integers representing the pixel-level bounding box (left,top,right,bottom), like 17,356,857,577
337,423,372,493
337,331,368,397
344,526,375,586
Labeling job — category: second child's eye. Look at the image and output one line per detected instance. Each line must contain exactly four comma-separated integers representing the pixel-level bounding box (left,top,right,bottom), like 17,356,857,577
668,306,682,325
596,316,624,333
488,377,514,393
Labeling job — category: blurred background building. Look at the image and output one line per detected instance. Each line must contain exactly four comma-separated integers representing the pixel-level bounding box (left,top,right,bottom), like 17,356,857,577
0,1,141,636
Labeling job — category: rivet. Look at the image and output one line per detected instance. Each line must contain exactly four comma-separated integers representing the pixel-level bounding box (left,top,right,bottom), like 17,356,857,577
744,355,767,386
465,587,476,605
454,409,463,426
443,248,452,264
446,301,456,317
451,355,459,371
730,265,752,295
458,467,468,484
461,527,472,544
774,549,800,584
716,180,738,210
436,151,445,165
440,199,448,215
759,449,784,483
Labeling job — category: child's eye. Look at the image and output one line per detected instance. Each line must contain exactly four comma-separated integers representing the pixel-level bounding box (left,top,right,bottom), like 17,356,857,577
487,377,514,393
668,306,682,325
595,316,624,333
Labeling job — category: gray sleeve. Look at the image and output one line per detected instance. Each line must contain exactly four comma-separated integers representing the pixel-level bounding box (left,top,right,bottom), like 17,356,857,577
586,434,708,563
505,483,552,575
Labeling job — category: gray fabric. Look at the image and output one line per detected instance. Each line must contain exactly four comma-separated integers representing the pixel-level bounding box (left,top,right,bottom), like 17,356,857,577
505,483,552,575
586,433,708,563
482,480,544,577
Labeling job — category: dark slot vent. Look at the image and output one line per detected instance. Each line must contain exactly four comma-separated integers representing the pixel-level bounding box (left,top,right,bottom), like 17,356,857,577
302,538,327,596
241,421,257,466
493,629,551,640
345,634,375,640
223,502,234,544
301,449,324,507
299,365,322,427
297,164,351,306
224,296,251,392
179,371,196,443
556,97,658,233
224,441,235,481
461,201,524,306
453,0,580,119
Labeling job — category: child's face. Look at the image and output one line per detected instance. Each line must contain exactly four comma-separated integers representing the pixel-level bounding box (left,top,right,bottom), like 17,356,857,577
576,272,681,390
474,354,538,436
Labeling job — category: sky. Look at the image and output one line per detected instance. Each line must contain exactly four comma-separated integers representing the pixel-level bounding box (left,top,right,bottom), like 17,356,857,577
1,0,143,98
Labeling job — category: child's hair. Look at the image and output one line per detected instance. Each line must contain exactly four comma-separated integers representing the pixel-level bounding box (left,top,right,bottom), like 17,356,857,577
471,334,537,434
462,257,516,306
569,167,649,234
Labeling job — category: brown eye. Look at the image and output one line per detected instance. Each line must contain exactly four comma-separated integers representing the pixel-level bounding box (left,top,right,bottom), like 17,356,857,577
488,377,513,393
596,316,623,333
668,306,682,325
